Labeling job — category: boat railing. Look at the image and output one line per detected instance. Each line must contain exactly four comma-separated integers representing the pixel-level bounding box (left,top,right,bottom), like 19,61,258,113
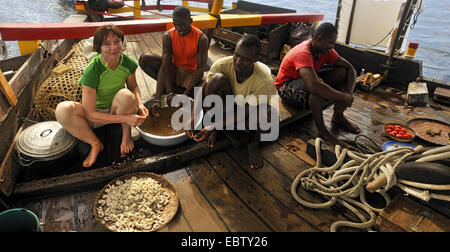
75,0,216,17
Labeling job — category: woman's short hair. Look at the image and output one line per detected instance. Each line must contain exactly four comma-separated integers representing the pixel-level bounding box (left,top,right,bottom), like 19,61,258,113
93,24,125,53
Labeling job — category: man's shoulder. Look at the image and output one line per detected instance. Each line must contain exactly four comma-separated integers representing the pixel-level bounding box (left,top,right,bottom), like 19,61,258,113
211,56,234,68
255,62,274,80
288,40,312,57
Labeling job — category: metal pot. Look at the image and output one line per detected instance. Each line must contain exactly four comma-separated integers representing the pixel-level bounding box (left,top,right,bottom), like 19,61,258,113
16,121,78,166
136,95,203,147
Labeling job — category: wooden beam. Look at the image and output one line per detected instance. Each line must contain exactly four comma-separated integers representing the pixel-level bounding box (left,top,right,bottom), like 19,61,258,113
345,0,357,44
0,13,324,41
0,68,18,106
12,138,238,198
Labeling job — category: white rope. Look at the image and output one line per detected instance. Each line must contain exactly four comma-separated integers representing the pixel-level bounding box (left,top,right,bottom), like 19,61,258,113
291,138,449,232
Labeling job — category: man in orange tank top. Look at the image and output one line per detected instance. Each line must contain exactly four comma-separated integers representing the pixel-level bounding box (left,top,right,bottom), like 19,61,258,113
139,6,209,117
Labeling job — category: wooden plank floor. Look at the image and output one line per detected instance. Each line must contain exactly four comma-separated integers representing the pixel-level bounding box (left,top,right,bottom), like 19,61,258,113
11,32,450,232
13,85,449,232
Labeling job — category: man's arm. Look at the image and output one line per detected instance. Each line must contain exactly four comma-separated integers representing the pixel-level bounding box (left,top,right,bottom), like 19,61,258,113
154,31,174,99
333,56,357,94
299,67,353,107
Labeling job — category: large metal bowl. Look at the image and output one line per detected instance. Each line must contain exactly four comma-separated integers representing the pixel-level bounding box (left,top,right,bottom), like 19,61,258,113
136,95,203,147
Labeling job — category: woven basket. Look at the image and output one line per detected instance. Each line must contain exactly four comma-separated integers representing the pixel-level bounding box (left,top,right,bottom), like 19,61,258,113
383,123,416,142
34,40,90,120
93,172,179,232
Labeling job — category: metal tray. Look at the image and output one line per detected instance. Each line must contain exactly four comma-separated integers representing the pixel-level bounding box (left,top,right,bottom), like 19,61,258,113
407,118,450,146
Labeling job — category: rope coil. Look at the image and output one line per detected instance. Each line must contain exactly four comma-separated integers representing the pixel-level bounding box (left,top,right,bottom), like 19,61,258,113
291,137,450,232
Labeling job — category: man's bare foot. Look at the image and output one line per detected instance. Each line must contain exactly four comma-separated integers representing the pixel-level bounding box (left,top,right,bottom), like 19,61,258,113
247,140,264,169
83,141,104,168
121,131,134,155
318,131,351,149
332,114,361,134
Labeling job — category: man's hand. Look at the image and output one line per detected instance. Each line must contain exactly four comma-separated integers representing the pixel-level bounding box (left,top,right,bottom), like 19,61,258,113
341,92,354,109
192,125,214,142
150,99,161,117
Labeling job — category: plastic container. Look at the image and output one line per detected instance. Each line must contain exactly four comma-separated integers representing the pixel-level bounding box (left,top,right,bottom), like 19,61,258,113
0,208,41,232
405,42,419,58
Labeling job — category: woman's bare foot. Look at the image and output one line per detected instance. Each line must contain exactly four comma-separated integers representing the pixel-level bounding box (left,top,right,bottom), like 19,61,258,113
83,141,104,167
121,129,134,155
247,140,264,169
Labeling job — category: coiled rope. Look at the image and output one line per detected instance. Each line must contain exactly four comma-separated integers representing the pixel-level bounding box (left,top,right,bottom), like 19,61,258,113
291,138,450,232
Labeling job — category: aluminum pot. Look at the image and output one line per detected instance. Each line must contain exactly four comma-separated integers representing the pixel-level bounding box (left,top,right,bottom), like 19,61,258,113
15,121,78,167
136,95,203,147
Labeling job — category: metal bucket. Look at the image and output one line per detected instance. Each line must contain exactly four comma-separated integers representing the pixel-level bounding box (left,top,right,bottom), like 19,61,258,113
0,208,41,232
136,95,203,147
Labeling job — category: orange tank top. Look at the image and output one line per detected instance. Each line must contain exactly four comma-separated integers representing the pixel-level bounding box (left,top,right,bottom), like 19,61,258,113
170,26,202,71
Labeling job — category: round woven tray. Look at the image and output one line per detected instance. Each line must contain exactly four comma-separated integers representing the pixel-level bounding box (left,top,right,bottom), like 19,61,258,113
93,172,179,232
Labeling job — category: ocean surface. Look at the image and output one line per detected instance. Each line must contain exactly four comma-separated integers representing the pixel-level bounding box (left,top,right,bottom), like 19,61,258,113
0,0,448,81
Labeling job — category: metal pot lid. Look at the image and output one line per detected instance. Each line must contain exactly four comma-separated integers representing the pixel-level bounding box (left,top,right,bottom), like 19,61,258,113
16,121,77,158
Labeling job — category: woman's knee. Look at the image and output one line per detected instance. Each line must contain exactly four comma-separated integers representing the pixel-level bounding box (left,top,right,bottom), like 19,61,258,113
112,88,137,114
55,101,81,122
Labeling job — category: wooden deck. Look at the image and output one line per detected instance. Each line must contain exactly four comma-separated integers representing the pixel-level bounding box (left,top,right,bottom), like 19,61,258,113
10,32,450,232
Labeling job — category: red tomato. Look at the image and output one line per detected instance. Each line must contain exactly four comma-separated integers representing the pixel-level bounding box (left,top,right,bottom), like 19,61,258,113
387,125,394,130
400,129,406,134
404,133,412,138
396,133,404,138
391,130,398,135
386,128,392,133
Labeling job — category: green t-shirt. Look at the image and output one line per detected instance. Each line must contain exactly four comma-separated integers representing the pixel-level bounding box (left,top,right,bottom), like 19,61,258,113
79,53,138,109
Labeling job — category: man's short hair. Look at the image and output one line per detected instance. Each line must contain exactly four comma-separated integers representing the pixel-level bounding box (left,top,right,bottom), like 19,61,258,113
313,22,338,41
238,34,261,57
173,6,191,19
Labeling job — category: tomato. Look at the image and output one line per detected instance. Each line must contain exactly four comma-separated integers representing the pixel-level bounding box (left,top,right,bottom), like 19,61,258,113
396,133,404,138
386,128,392,133
387,125,394,130
404,133,412,138
391,130,398,135
400,129,406,134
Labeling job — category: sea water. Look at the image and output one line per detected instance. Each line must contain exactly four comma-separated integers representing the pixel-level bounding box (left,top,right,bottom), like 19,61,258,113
0,0,448,81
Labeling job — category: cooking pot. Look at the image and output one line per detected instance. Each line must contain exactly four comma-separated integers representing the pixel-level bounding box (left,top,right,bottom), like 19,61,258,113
15,121,78,167
136,95,203,147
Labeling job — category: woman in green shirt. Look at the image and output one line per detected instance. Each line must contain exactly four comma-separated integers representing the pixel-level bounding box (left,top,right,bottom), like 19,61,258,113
55,24,149,168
